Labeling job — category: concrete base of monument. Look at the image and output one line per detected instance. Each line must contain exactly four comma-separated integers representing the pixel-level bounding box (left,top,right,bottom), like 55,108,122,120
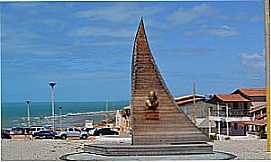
60,151,236,161
60,141,236,160
83,141,213,156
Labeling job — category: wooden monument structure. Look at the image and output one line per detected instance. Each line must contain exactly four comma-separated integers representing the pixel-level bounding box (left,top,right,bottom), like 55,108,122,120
84,18,213,156
131,18,209,145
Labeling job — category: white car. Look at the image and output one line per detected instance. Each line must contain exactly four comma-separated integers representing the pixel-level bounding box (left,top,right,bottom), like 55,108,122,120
30,126,45,135
55,128,88,139
81,128,98,136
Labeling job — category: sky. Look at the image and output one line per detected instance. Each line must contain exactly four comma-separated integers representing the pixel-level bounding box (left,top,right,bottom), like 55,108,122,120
1,1,265,102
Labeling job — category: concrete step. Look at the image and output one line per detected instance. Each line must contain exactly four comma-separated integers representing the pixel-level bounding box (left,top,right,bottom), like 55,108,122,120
84,143,213,156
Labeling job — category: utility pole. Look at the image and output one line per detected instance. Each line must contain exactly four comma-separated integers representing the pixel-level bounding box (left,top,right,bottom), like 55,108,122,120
264,0,271,152
192,82,196,124
26,100,31,127
49,81,56,131
105,99,109,121
106,99,108,112
59,107,62,130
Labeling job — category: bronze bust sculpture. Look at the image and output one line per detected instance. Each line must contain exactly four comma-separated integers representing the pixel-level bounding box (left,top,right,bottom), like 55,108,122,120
145,91,159,110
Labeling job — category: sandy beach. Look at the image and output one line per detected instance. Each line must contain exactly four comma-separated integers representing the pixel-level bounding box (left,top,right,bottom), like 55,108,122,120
1,138,270,160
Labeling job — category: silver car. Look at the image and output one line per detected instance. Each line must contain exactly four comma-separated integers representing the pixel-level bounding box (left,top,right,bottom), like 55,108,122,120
56,128,88,139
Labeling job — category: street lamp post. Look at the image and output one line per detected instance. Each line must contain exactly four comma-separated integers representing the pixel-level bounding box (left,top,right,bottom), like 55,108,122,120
59,107,62,130
26,100,31,127
49,81,56,131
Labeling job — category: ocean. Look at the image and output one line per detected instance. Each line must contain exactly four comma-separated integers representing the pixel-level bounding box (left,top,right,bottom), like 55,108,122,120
1,101,129,128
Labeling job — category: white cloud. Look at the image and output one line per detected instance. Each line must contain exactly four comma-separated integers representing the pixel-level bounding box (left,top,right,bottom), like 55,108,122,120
75,3,162,22
184,25,238,38
240,52,264,69
68,26,133,38
240,52,265,82
168,4,211,25
206,25,239,37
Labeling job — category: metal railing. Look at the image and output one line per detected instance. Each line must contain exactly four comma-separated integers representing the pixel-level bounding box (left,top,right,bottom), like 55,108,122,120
210,109,252,117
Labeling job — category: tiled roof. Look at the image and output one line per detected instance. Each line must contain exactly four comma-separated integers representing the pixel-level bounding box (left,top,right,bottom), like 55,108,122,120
175,94,205,106
176,98,204,105
212,94,250,102
175,94,205,101
234,88,266,97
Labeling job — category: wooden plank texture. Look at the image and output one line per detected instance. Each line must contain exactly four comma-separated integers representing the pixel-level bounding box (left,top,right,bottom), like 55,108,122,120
131,18,209,145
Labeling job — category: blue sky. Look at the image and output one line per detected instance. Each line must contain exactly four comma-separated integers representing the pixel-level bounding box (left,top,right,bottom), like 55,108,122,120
1,1,265,102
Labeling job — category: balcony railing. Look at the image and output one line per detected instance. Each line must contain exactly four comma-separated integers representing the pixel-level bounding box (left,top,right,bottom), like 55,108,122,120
210,109,252,117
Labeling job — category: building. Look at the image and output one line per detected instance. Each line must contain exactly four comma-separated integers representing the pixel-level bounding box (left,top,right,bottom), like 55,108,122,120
246,104,267,136
208,93,251,137
208,88,266,138
175,95,216,135
232,88,267,137
114,106,131,135
175,95,207,121
232,88,266,108
84,120,94,128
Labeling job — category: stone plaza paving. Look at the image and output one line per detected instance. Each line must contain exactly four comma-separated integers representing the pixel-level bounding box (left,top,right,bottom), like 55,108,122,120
61,151,235,160
1,137,271,160
213,139,271,160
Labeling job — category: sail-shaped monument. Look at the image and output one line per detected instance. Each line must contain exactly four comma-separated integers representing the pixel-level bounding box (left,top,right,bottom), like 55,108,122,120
84,18,213,156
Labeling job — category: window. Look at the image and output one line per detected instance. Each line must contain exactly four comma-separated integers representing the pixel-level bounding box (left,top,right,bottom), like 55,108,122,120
221,121,227,128
233,102,239,109
234,123,238,129
244,103,249,109
74,128,80,132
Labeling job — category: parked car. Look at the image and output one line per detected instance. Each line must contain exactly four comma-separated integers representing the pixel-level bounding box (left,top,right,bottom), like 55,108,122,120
55,128,88,140
93,128,119,136
81,128,97,136
30,126,45,135
1,130,11,139
10,127,25,135
32,130,57,139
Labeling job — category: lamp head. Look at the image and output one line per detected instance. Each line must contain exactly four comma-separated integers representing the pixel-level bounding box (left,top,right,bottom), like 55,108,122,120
49,81,56,87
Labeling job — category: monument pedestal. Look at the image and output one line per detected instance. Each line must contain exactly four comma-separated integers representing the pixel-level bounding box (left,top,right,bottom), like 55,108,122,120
84,142,213,156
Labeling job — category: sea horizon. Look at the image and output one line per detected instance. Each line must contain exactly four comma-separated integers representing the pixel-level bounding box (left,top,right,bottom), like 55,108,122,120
1,101,129,128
